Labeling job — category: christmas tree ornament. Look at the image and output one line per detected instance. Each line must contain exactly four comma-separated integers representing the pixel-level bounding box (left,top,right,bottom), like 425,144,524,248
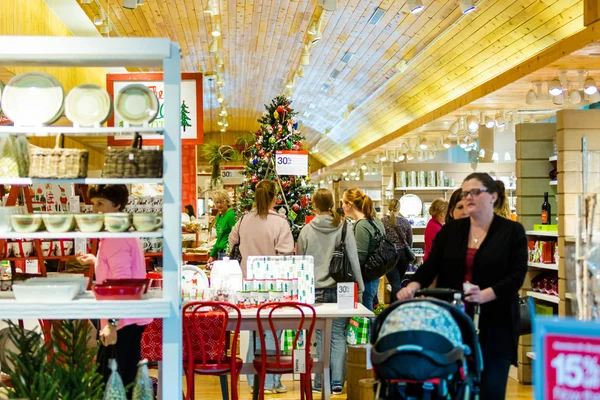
268,136,276,144
292,203,300,212
286,140,292,149
296,141,303,148
277,105,285,114
132,360,153,400
274,110,279,119
103,359,127,400
252,158,258,165
293,122,299,130
292,144,299,151
251,175,258,184
258,149,265,158
300,196,309,208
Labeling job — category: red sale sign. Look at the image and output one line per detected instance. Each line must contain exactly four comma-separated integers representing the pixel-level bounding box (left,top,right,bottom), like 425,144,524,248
541,332,600,399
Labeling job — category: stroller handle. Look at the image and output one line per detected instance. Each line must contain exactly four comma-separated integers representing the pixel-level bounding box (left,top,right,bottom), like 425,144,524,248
415,288,463,301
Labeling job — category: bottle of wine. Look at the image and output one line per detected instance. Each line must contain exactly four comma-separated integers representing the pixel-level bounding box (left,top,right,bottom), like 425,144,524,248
541,192,551,225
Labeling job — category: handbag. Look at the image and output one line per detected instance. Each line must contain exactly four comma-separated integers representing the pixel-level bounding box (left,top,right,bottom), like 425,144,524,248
519,296,532,335
404,245,416,263
229,215,244,263
362,220,399,282
329,222,355,283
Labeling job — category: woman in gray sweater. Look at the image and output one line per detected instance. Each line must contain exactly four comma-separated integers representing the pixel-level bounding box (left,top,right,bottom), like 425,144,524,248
297,188,364,395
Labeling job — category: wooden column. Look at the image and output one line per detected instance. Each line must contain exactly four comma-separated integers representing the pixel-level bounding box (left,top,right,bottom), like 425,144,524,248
585,0,600,26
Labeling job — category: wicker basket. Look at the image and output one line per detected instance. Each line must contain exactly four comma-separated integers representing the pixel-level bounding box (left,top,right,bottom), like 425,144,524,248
29,134,88,178
103,133,162,178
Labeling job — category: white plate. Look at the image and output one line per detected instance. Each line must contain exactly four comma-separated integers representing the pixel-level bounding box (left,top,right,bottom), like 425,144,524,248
2,72,65,126
13,282,78,302
400,194,423,218
115,84,159,126
182,264,209,294
65,84,112,127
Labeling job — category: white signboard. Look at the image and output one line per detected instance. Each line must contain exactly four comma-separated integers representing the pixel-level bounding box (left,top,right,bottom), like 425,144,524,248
112,79,198,141
275,151,308,176
337,282,357,310
220,168,245,185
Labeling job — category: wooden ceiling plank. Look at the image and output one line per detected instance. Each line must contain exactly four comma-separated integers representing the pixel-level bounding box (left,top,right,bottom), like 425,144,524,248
243,0,265,132
109,2,135,36
243,0,258,132
175,0,200,71
183,0,204,72
234,0,246,131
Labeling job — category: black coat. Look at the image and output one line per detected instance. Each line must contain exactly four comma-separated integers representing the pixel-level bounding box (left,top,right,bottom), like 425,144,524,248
412,214,528,364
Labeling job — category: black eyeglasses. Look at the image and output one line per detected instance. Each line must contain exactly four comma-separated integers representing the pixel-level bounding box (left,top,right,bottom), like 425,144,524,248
459,188,489,200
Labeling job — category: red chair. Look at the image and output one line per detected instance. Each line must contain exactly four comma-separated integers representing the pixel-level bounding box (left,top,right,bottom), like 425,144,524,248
182,301,243,400
252,302,316,400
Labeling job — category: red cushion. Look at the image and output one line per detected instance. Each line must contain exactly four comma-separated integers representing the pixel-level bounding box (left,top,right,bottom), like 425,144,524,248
188,357,243,374
252,355,313,373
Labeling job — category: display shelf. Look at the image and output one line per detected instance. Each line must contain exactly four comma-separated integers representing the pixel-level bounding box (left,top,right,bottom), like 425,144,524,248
413,235,424,243
182,253,209,262
1,255,78,261
525,230,559,238
549,155,558,162
0,177,163,185
550,180,558,186
0,292,170,319
527,352,536,360
526,291,560,304
0,126,163,136
411,225,426,229
395,187,458,191
0,231,162,240
528,262,558,271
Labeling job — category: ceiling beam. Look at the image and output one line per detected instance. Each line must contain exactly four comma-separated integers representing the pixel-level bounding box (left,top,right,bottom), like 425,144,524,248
317,17,600,174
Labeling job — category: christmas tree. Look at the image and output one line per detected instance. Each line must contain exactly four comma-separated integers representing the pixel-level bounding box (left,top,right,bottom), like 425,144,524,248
180,100,191,132
237,95,314,240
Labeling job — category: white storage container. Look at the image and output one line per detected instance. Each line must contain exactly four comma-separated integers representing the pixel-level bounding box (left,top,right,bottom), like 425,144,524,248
210,257,243,292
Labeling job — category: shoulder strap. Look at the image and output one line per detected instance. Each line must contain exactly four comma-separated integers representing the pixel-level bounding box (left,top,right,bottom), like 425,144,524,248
366,218,382,239
340,220,347,243
236,214,245,244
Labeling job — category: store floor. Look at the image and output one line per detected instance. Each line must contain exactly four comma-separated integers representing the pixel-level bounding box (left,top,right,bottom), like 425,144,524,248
182,376,533,399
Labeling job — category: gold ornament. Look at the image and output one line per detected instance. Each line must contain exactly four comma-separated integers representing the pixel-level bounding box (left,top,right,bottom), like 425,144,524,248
274,110,279,119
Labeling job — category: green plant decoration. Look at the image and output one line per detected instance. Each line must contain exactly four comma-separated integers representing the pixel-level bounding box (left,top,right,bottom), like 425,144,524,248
201,141,240,188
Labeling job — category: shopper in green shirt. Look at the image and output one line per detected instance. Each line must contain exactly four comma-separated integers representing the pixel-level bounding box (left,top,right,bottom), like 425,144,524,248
208,189,237,263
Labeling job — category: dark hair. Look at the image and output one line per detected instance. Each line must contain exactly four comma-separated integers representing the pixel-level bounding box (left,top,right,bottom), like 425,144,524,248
87,185,129,211
463,172,506,208
255,180,277,219
343,188,377,220
184,204,195,218
446,188,463,223
313,188,341,227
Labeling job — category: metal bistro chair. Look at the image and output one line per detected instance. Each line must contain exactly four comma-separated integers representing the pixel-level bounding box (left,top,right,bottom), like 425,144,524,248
182,301,243,400
252,302,316,400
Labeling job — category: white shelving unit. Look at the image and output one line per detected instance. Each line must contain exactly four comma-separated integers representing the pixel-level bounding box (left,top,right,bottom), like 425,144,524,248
0,178,163,185
527,262,558,271
527,352,536,360
526,291,560,304
0,231,163,240
525,230,559,237
0,36,182,398
395,186,458,191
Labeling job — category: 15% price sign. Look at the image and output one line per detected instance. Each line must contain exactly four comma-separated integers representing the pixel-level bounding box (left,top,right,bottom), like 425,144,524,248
536,318,600,400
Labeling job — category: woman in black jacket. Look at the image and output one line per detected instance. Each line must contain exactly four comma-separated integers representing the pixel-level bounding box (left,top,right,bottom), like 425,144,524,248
398,172,527,400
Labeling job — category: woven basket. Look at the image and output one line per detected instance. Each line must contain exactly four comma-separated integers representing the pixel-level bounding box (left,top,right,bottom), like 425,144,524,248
29,134,88,178
103,133,162,178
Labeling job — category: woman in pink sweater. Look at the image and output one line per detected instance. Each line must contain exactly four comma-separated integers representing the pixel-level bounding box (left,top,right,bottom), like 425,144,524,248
424,198,448,262
77,185,151,395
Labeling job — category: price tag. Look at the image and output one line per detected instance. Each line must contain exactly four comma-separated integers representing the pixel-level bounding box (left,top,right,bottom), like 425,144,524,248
337,283,357,309
365,344,373,370
535,318,600,400
25,260,39,274
275,150,308,176
294,349,306,373
220,168,244,185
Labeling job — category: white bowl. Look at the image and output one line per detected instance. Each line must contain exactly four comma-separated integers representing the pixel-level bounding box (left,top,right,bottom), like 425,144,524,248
13,282,78,303
42,214,74,233
25,277,88,295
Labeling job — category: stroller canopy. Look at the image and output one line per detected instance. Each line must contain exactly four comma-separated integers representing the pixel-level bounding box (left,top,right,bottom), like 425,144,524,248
376,302,463,348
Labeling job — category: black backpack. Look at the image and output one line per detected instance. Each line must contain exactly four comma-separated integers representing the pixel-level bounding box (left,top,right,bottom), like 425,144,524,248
329,221,355,283
361,219,398,281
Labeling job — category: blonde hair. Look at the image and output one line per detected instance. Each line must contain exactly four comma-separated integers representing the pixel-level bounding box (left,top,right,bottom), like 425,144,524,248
211,189,231,214
343,188,376,220
388,198,400,227
313,188,341,227
255,180,277,219
429,198,448,220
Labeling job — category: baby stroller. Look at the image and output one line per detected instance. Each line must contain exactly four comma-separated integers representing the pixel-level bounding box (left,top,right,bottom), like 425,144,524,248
370,288,483,400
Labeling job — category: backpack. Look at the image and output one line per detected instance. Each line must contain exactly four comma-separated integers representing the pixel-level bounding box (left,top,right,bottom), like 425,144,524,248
329,221,355,283
361,219,398,281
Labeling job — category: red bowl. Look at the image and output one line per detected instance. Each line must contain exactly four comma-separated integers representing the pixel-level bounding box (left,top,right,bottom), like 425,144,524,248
103,279,150,294
146,272,163,290
93,284,144,300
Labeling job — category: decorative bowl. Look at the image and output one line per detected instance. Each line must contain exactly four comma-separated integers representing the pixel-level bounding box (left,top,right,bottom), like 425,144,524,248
103,278,150,294
93,284,144,300
10,214,42,233
75,213,104,232
25,277,89,295
104,213,131,232
41,213,74,233
13,282,79,302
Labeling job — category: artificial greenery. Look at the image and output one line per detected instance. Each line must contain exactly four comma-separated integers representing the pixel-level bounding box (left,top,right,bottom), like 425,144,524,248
201,141,240,187
2,319,104,400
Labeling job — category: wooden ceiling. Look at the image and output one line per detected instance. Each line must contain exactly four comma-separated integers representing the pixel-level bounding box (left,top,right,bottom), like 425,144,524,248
73,0,585,166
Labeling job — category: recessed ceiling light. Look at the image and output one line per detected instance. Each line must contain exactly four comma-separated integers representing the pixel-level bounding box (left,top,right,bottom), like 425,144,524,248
321,84,330,92
308,103,316,109
341,52,354,63
459,0,476,14
408,0,425,13
303,111,311,117
330,69,340,79
368,8,386,25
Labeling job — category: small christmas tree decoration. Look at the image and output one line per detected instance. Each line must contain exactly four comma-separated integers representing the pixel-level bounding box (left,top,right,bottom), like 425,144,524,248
103,359,126,400
180,100,192,132
132,360,153,400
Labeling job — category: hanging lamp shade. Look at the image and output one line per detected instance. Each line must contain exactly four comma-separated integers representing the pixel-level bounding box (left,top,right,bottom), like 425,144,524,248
301,46,310,66
297,67,305,78
209,39,218,53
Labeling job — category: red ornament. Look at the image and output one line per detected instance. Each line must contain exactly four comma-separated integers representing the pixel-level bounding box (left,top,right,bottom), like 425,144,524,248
292,203,300,212
258,149,265,158
286,106,292,111
282,181,290,190
296,142,303,148
291,145,299,151
300,196,309,208
277,106,285,114
251,175,259,184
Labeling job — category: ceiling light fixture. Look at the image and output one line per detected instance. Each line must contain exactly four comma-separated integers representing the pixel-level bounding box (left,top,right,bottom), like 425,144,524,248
215,54,224,67
100,22,110,35
552,94,564,105
443,137,451,149
407,152,415,161
526,89,537,105
217,93,224,103
361,163,367,170
419,137,428,150
504,152,512,162
492,152,499,162
204,0,214,14
216,73,224,87
93,14,103,26
398,154,406,162
459,0,476,14
408,0,425,14
220,127,226,132
297,67,305,78
219,107,227,117
459,136,468,149
308,21,318,35
495,113,505,128
569,88,582,105
217,120,223,126
342,170,348,176
466,115,479,132
209,39,218,53
484,115,495,128
449,120,459,135
585,77,598,95
380,152,387,162
548,78,563,96
212,23,221,37
301,46,310,66
400,142,409,153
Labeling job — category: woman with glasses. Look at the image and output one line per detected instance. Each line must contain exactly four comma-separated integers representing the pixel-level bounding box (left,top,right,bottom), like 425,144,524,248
398,173,527,400
208,189,236,264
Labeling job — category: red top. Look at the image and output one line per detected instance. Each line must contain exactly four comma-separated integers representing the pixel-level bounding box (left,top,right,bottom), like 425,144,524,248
424,218,443,262
464,248,477,283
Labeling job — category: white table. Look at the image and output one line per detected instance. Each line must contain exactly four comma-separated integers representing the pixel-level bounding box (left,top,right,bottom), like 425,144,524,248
171,302,373,400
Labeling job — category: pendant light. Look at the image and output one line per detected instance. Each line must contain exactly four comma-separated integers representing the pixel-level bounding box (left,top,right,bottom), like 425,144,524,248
526,89,537,105
466,115,479,132
408,0,425,14
495,113,505,128
449,120,459,135
297,67,305,78
548,78,563,96
301,45,310,66
215,54,224,67
217,93,224,103
209,39,218,53
419,137,428,150
484,115,495,128
459,0,476,14
212,23,221,37
443,137,452,149
584,77,598,95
